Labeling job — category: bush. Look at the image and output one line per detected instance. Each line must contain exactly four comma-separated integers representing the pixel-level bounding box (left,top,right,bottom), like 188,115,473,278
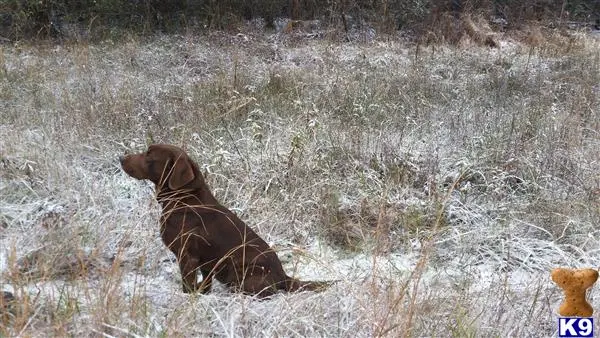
0,0,598,41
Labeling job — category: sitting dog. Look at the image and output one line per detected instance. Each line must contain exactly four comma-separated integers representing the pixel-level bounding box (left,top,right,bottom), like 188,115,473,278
120,144,329,297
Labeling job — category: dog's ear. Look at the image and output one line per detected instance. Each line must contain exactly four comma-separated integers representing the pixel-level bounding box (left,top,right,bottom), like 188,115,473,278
168,155,195,190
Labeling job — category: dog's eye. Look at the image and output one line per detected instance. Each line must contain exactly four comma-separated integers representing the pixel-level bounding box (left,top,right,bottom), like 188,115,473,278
144,153,154,164
146,158,156,172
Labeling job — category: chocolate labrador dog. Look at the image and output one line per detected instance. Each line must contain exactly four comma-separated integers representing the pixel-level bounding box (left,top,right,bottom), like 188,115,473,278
120,144,329,297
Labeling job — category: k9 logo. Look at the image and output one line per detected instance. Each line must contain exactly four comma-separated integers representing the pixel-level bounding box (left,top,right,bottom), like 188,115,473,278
558,318,593,338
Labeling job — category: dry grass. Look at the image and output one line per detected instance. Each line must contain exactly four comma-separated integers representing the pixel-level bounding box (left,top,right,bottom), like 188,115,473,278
1,25,599,337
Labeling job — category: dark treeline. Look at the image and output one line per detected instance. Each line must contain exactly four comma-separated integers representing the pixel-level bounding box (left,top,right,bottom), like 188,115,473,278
1,0,599,41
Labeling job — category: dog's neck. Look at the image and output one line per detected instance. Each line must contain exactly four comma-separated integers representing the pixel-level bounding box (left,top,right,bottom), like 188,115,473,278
155,179,220,209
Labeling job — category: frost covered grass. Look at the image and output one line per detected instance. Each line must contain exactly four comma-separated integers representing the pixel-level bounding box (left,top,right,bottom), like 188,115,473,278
1,28,599,337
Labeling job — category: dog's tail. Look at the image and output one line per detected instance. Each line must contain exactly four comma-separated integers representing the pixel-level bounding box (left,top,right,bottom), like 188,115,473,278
285,277,335,293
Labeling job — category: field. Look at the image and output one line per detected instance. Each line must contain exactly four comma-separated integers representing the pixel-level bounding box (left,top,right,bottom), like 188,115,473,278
1,24,600,337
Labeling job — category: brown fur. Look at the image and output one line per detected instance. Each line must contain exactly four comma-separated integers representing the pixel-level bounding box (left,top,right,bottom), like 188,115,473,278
120,144,330,297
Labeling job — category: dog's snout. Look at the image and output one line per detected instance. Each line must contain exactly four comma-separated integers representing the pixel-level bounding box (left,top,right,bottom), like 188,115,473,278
119,155,126,164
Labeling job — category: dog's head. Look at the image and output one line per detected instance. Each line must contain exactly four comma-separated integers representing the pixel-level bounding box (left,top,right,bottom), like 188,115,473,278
120,144,197,190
